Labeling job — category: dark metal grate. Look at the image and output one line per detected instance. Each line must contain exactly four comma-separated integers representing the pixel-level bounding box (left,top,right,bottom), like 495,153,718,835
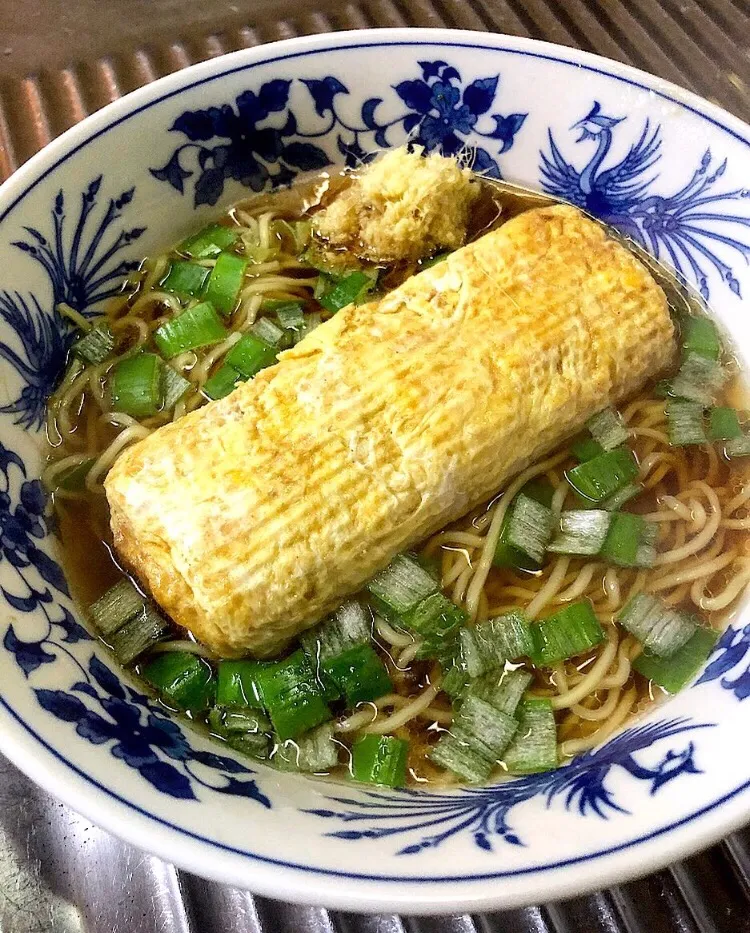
0,1,749,929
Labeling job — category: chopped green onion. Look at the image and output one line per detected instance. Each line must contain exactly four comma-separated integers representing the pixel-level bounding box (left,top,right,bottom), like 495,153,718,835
570,436,605,462
273,301,306,332
502,698,557,774
670,353,726,406
682,315,721,361
667,399,706,446
587,408,629,451
653,379,671,399
453,695,518,761
709,407,742,441
318,271,375,313
459,610,534,678
323,643,393,706
250,317,286,347
601,483,642,512
600,512,657,568
548,510,611,556
617,593,698,657
224,333,277,379
566,448,639,503
142,651,215,710
72,324,115,364
216,659,269,709
420,251,451,269
441,655,470,698
54,457,95,492
367,553,438,622
202,252,248,315
493,493,553,569
227,731,271,759
110,352,163,417
352,734,408,787
254,650,330,741
295,311,322,343
154,302,227,359
406,592,467,656
300,600,372,664
161,260,210,298
273,723,339,772
208,707,270,734
90,578,146,636
203,363,242,400
429,732,493,784
633,626,718,693
467,668,533,717
109,605,168,664
725,434,750,458
532,601,604,666
162,365,191,408
519,478,556,508
180,223,238,259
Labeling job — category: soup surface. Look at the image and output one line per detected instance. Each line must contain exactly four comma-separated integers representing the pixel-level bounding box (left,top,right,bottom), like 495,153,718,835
44,163,750,788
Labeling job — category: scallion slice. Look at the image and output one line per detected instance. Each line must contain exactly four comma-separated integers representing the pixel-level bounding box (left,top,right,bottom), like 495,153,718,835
352,734,409,787
367,553,439,622
570,435,606,462
429,732,493,784
273,301,306,333
273,723,339,772
502,697,558,774
454,695,518,761
55,457,95,492
295,311,322,344
224,333,277,379
323,643,393,707
254,650,331,741
600,483,642,512
154,302,227,359
216,659,269,709
208,707,270,735
179,223,238,259
493,493,553,569
300,600,372,664
548,509,611,556
162,365,191,408
667,399,707,446
142,651,215,710
566,448,639,503
203,252,248,315
227,731,272,759
532,601,604,665
111,352,164,417
633,626,718,693
617,593,698,657
725,434,750,458
459,610,534,678
670,352,726,406
406,592,467,657
709,407,742,441
109,605,168,664
318,271,375,313
467,668,533,717
90,578,146,636
203,363,242,400
682,315,721,361
161,260,210,298
250,316,286,347
600,512,658,568
587,408,629,451
72,324,115,364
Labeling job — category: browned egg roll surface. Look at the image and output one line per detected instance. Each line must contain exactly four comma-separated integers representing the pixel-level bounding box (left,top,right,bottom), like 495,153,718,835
105,205,675,657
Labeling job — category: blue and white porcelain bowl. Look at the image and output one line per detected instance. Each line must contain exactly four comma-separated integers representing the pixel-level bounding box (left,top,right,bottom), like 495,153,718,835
0,28,749,915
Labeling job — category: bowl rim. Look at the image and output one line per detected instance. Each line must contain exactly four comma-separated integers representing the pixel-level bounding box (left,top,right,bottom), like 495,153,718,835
0,26,749,914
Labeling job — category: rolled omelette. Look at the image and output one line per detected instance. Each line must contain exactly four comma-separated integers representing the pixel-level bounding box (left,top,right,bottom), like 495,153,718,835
105,204,675,658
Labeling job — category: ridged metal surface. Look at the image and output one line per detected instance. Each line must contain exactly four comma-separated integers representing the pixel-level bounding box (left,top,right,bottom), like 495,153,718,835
0,0,749,929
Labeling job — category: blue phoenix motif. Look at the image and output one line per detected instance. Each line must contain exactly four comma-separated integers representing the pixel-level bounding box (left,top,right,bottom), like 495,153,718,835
541,102,750,299
307,718,710,855
0,177,145,429
696,620,750,700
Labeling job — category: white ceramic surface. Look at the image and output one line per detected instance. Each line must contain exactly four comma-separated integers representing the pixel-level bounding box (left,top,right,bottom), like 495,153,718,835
0,29,748,915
